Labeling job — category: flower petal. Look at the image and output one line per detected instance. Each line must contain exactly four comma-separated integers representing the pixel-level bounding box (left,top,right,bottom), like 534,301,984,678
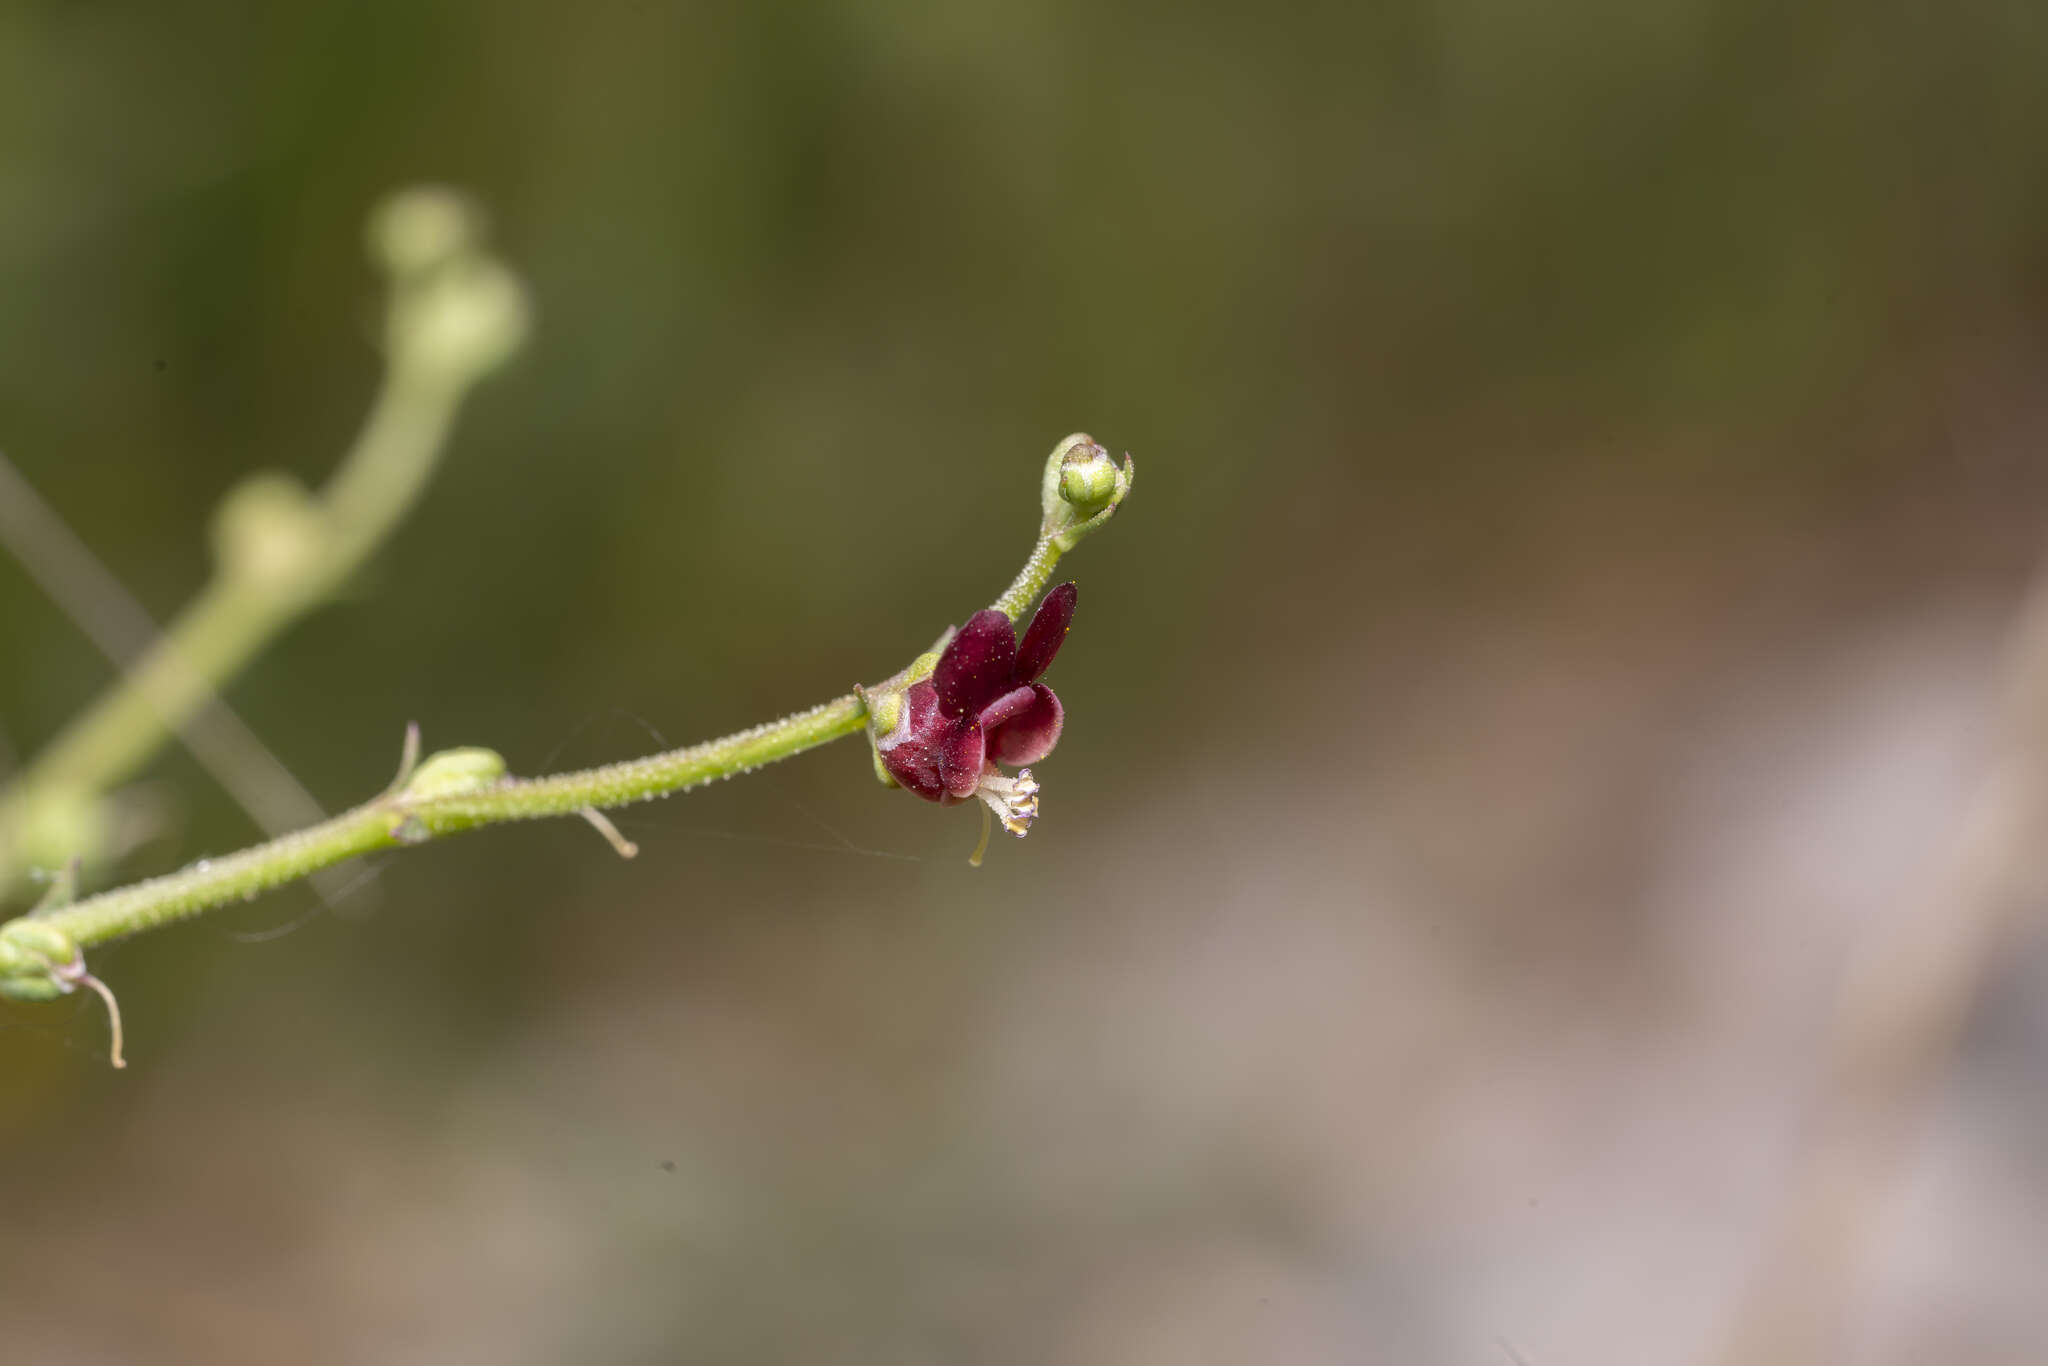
1015,582,1077,683
976,684,1040,732
875,681,948,800
988,684,1063,765
935,609,1017,718
938,720,987,798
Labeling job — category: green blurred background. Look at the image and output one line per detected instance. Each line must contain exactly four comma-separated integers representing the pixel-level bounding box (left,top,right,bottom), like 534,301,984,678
6,2,2048,1362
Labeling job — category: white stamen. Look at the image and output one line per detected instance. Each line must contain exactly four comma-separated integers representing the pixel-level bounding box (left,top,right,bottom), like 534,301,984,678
974,767,1041,837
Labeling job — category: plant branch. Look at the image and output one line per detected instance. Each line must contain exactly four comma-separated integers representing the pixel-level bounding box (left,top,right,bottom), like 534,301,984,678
0,431,1134,1066
31,695,867,953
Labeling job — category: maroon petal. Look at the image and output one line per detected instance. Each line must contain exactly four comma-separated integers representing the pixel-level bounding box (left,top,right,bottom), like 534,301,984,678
882,747,945,801
1015,583,1078,683
934,609,1017,718
976,684,1040,732
876,681,949,800
987,684,1063,765
938,719,987,798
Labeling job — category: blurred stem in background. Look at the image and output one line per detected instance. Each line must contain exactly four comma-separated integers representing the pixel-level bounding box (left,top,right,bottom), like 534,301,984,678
0,188,529,905
0,452,332,872
1716,522,2048,1364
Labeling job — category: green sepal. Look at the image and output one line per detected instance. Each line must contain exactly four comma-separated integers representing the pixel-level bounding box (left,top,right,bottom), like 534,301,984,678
401,747,509,798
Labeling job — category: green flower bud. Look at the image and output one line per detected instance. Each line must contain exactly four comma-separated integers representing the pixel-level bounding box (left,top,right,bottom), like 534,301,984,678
1058,439,1122,511
210,472,328,591
1038,433,1134,553
402,747,509,798
0,918,127,1064
388,747,510,844
368,186,485,280
389,257,531,385
0,918,79,1002
369,185,529,387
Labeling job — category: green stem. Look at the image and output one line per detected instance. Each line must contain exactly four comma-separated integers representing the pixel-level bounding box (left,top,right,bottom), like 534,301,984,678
40,695,866,951
991,533,1064,622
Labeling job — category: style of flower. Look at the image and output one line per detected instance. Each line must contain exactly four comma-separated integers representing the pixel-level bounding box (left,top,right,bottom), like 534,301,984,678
869,583,1077,839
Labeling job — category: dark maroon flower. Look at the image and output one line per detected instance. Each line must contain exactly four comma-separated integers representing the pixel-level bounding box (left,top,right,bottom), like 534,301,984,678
870,583,1078,834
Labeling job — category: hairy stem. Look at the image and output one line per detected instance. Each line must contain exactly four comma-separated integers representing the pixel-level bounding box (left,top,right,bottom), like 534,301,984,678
40,696,866,951
992,534,1064,623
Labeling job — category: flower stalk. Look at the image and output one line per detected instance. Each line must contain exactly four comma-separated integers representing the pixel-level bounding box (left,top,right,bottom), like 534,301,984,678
6,695,866,960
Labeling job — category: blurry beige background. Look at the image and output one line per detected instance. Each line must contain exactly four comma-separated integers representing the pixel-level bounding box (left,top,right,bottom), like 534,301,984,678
5,2,2048,1362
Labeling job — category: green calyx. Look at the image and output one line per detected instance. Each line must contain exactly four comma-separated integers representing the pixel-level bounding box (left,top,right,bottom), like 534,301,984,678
0,918,79,1002
387,746,511,842
0,890,126,1065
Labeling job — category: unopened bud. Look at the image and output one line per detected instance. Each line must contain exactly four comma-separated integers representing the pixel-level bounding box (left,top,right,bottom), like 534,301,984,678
1038,432,1134,552
402,747,508,798
369,187,484,280
390,257,530,384
211,472,327,590
390,747,510,844
0,918,79,1003
1058,437,1120,510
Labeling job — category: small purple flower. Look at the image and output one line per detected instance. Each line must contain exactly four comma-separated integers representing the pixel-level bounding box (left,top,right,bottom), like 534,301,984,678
871,583,1078,836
